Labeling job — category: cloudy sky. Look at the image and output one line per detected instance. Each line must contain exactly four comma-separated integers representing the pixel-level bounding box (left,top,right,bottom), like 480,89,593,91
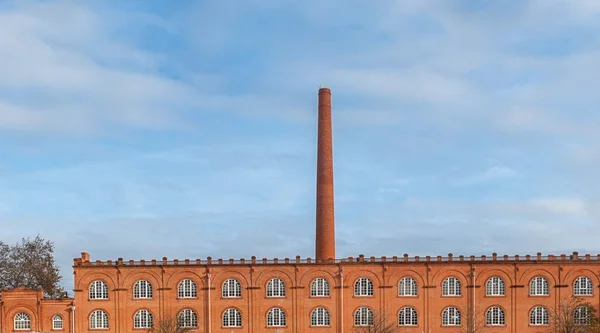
1,0,600,289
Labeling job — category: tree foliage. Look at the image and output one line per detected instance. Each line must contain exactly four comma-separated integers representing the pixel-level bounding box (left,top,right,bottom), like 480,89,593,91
0,235,64,298
549,297,600,333
147,316,192,333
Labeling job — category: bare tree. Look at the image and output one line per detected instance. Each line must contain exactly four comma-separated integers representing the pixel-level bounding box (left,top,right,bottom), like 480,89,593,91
147,316,192,333
352,310,399,333
0,235,64,298
452,303,487,333
548,297,600,333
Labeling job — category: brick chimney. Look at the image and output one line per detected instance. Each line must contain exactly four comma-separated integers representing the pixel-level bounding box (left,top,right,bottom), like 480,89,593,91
315,87,336,261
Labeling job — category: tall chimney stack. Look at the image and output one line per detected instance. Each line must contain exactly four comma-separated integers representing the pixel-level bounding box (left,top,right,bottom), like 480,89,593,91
315,87,336,262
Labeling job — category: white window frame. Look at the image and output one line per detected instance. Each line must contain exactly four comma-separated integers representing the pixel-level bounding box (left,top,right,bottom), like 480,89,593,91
530,306,549,325
311,307,331,326
442,277,462,296
178,279,197,298
486,306,505,326
89,280,109,300
354,307,374,327
267,308,286,327
530,276,549,296
266,278,286,297
398,277,418,296
222,278,242,298
398,307,418,326
574,306,591,325
14,312,31,331
574,276,593,296
486,277,505,296
52,315,63,330
178,309,198,328
442,307,461,326
310,278,330,297
354,277,374,296
134,309,153,329
90,310,109,329
222,308,242,327
134,280,153,299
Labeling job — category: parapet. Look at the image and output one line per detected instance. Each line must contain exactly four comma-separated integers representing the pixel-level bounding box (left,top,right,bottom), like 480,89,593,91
73,251,598,267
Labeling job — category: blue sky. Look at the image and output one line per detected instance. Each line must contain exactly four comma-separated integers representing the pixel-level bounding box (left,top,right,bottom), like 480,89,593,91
1,0,600,289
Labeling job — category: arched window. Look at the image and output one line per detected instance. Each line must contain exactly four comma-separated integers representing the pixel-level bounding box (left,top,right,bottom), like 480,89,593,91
267,308,286,327
311,308,331,326
442,277,461,296
14,312,31,331
178,309,198,328
90,310,109,329
442,307,461,326
398,307,418,326
354,277,374,296
266,278,286,297
222,278,242,298
222,308,242,327
574,276,593,296
486,277,505,296
530,306,549,325
354,307,374,326
89,280,108,299
398,277,418,296
134,280,153,299
178,279,197,298
530,276,549,296
310,278,330,297
134,310,153,329
574,306,591,325
53,315,63,330
486,306,505,326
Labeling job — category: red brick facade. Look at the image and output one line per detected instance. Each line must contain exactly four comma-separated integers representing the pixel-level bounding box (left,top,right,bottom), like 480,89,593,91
1,88,598,333
0,287,73,333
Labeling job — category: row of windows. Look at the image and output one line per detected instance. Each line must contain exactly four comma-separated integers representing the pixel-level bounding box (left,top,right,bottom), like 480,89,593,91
14,313,63,331
89,275,595,300
90,277,332,299
16,304,591,331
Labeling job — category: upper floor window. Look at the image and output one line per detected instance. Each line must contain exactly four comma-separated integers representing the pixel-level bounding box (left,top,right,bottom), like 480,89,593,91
574,276,593,296
311,308,331,326
266,278,286,297
310,278,330,297
267,308,286,327
222,308,242,327
530,276,549,296
442,277,461,296
14,312,31,331
89,280,108,299
574,306,591,325
354,307,374,326
223,278,242,298
134,280,153,299
486,277,505,296
90,310,109,329
178,309,198,328
354,277,374,296
178,279,197,298
442,307,461,326
134,310,153,329
486,306,505,326
53,315,63,330
398,307,418,326
530,306,549,325
398,277,418,296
